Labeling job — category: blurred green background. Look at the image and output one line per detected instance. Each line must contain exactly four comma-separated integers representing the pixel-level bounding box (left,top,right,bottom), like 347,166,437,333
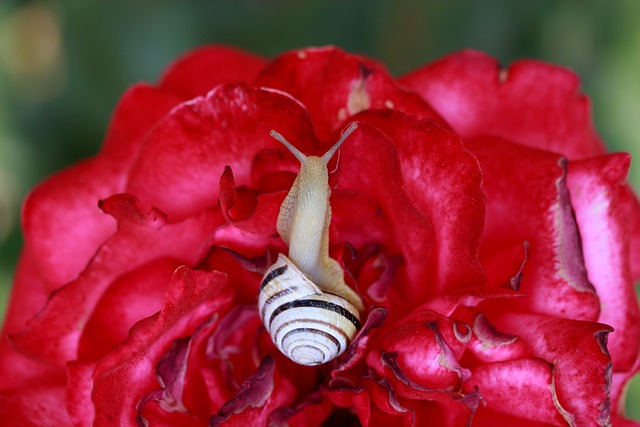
0,0,639,420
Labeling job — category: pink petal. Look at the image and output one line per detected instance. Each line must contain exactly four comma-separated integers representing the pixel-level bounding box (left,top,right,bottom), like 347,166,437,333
469,137,599,320
400,50,606,158
566,153,640,371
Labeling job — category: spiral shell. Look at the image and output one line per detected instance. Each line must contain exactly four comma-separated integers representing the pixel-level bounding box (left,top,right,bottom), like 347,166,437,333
259,254,361,366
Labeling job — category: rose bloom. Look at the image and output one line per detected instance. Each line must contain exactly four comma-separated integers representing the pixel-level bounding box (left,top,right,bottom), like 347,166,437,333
1,45,639,426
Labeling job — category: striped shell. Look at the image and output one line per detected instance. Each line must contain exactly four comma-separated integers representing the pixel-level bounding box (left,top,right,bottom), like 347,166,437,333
259,254,362,366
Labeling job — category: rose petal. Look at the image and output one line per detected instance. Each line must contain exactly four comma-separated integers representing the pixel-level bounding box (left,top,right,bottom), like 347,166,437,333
21,159,119,288
611,352,640,424
455,310,531,364
66,361,96,427
126,84,318,220
361,373,416,426
210,356,296,427
101,83,186,163
463,358,574,426
256,46,445,140
218,165,285,236
0,384,73,427
353,109,485,295
368,314,470,396
498,313,613,426
324,388,371,426
159,45,267,99
331,191,392,253
400,50,606,158
91,266,233,426
469,137,599,320
629,195,640,282
331,307,388,381
268,391,334,427
11,194,225,366
201,306,269,412
567,153,640,371
78,258,180,361
22,84,184,292
413,285,523,319
337,122,435,308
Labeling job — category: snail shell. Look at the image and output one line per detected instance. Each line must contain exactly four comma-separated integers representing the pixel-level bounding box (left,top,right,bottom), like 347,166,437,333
259,123,364,366
259,254,361,366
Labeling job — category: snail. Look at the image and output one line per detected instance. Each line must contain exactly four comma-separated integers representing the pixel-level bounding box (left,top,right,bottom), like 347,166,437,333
258,122,364,366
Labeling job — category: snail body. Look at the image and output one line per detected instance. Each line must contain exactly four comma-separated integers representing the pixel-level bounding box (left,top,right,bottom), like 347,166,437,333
258,123,364,366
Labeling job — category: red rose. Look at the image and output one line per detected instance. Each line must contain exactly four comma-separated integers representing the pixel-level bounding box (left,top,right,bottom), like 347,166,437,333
1,46,639,426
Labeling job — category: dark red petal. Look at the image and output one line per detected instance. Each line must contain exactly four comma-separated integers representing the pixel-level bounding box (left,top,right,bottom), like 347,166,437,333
138,402,203,427
331,307,388,380
567,153,640,371
91,266,233,426
11,194,225,366
400,50,606,158
0,384,73,427
159,45,267,99
202,306,268,412
256,46,445,140
268,391,334,427
469,137,600,320
498,313,613,426
210,356,297,427
464,358,573,425
353,109,485,295
125,84,318,221
324,388,371,426
361,374,415,426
